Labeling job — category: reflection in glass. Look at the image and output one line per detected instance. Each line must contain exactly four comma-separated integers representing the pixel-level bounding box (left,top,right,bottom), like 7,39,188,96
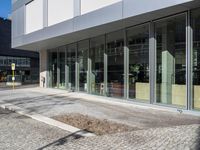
156,14,186,107
127,24,149,101
49,51,58,88
106,30,124,98
58,47,66,89
67,44,76,90
90,36,105,95
192,9,200,111
78,40,89,92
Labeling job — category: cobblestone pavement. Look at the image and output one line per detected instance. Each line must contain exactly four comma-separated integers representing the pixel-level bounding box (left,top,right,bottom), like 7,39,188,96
0,108,78,150
42,124,200,150
1,107,200,150
1,87,200,150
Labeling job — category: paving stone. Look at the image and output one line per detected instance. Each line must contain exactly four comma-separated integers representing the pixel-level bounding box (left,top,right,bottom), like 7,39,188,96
0,87,200,150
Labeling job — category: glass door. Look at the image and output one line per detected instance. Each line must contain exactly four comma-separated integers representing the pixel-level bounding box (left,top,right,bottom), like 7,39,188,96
66,44,76,90
77,40,89,92
58,47,66,89
127,24,150,101
90,36,105,95
106,30,124,98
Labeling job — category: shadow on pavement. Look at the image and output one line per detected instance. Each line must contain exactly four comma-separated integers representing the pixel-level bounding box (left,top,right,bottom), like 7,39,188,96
196,126,200,150
0,84,39,91
36,130,88,150
3,94,79,115
0,93,80,121
1,89,200,130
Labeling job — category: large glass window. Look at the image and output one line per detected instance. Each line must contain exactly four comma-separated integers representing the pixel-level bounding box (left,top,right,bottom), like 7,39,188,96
78,40,89,92
0,56,30,67
192,9,200,111
127,24,149,101
155,14,186,107
66,44,76,90
90,36,105,95
106,30,124,98
58,47,66,89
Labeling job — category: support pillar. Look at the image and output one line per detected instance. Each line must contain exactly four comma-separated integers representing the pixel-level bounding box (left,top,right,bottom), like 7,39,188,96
39,49,48,88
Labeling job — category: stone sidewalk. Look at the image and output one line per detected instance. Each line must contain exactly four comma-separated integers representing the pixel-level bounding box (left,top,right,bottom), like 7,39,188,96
46,124,200,150
0,108,72,150
0,87,200,149
1,107,200,150
0,87,199,129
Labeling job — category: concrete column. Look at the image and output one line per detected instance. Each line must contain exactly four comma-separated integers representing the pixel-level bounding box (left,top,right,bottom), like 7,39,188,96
124,29,129,99
87,57,92,94
57,51,60,88
186,10,193,110
149,22,156,104
39,49,48,88
65,51,69,89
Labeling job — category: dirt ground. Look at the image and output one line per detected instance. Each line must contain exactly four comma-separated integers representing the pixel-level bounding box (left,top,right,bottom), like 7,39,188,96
53,113,139,135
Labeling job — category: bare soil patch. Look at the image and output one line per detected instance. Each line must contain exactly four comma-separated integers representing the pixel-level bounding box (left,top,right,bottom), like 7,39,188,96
53,113,139,135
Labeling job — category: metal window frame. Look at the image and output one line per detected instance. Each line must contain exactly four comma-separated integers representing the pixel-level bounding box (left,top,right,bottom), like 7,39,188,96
149,21,156,104
187,10,193,111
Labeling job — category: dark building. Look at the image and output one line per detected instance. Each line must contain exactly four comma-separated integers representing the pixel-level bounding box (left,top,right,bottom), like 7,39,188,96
0,17,39,84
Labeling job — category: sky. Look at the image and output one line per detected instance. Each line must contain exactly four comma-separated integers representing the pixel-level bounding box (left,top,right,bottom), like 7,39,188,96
0,0,11,19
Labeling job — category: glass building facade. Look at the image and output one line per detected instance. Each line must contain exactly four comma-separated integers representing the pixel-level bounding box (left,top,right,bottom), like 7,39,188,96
0,56,38,83
155,14,186,107
192,9,200,111
47,9,200,111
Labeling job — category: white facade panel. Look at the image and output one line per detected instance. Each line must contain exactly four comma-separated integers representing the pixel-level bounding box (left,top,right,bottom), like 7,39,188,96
81,0,121,15
48,0,74,26
26,0,43,34
12,6,24,38
123,0,193,18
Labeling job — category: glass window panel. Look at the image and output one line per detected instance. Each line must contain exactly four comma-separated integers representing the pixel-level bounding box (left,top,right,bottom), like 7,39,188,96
106,30,124,98
67,43,76,90
90,35,105,95
49,50,58,88
0,57,3,66
58,47,66,89
127,24,149,101
192,8,200,111
78,40,89,92
155,14,186,107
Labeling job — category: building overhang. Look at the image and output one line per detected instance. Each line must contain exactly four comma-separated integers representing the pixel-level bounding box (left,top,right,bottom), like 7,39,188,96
12,0,200,51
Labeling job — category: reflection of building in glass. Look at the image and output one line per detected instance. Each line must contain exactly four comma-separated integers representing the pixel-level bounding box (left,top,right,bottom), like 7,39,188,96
0,56,30,67
0,17,39,84
12,0,200,111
